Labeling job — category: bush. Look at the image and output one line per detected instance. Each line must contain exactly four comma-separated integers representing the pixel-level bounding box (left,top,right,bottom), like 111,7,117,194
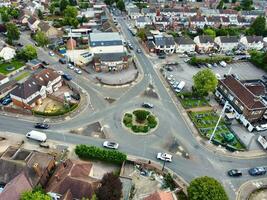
163,173,176,191
133,110,150,122
33,103,78,116
147,115,157,128
75,145,127,164
189,56,232,66
123,113,133,127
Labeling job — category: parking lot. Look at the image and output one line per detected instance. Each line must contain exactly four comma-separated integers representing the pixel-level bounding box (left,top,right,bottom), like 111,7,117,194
159,59,266,92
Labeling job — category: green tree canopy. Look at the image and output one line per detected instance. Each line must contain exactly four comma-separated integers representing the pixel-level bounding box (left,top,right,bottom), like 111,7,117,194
188,176,228,200
60,0,70,12
203,28,216,38
241,0,253,10
193,69,218,96
249,16,266,36
96,173,122,200
6,22,20,44
116,0,125,11
137,28,146,41
63,6,79,27
217,0,224,9
34,31,49,47
20,190,51,200
17,45,37,61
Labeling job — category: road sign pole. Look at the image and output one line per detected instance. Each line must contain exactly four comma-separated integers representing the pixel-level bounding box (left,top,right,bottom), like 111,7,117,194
162,159,166,171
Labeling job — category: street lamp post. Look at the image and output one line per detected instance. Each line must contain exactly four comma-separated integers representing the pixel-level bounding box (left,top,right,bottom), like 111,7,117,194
162,159,166,171
209,101,229,143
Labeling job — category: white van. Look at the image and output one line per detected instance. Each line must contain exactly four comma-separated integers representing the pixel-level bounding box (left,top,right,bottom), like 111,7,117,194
175,81,185,93
64,92,71,101
26,130,47,142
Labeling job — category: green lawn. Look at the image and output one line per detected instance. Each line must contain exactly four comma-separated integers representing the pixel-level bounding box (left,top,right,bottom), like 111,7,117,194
15,71,30,81
0,60,25,75
178,92,209,109
189,111,245,151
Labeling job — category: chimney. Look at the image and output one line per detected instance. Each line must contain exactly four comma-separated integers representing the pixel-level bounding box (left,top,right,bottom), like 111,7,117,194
33,163,42,177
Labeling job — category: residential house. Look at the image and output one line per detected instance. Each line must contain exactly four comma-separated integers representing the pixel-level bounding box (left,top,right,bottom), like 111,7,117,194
38,22,63,39
153,34,175,54
194,35,215,53
46,159,100,200
0,46,16,61
214,36,239,52
10,68,62,109
0,74,9,86
128,7,142,19
215,75,267,129
144,191,175,200
180,8,198,17
135,16,152,28
76,52,94,66
153,15,171,30
189,15,206,29
205,16,222,28
89,32,125,54
26,59,43,70
219,9,238,18
17,11,30,25
27,1,44,15
141,8,156,18
240,36,264,50
94,52,129,72
241,10,265,20
236,16,252,27
27,16,40,32
175,36,196,53
0,146,55,200
221,16,230,26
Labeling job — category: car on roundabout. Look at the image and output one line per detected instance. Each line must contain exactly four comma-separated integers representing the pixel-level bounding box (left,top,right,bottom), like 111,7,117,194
248,167,266,176
103,141,119,149
157,152,172,162
35,123,50,129
227,169,242,177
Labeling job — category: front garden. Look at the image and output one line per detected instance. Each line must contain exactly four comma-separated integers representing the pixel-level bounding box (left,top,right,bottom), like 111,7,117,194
123,109,158,134
178,92,209,109
189,111,245,151
33,103,78,117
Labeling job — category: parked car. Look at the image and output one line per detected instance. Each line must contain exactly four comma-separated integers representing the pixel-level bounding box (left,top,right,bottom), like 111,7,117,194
59,58,67,64
39,143,50,148
1,97,12,105
74,68,82,74
228,169,242,177
42,61,49,66
157,153,172,162
255,124,267,131
219,61,227,67
62,74,72,81
103,141,119,149
142,102,154,109
49,51,55,56
262,75,267,80
67,63,74,70
35,123,49,129
71,93,80,101
64,92,71,101
136,48,142,53
248,167,266,176
206,63,212,68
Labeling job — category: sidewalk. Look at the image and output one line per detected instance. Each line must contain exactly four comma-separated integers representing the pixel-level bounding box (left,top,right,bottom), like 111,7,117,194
236,178,267,200
156,68,267,159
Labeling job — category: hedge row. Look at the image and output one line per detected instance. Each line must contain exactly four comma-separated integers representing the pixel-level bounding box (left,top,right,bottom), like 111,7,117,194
189,56,232,66
75,144,127,164
32,103,78,116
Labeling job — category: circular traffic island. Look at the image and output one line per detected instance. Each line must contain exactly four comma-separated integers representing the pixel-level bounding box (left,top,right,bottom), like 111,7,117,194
123,109,158,134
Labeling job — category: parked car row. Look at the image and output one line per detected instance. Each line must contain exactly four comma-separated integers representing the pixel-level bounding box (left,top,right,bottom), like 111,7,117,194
166,74,185,93
193,61,227,69
228,166,267,177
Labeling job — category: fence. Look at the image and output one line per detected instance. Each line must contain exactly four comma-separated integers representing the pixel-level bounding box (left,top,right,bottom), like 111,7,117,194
0,106,32,115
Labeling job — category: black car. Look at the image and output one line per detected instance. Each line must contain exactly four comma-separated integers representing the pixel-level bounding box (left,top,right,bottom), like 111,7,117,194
42,61,49,66
35,123,49,129
71,93,80,101
227,169,242,177
262,75,267,80
59,58,67,64
248,167,266,176
62,74,72,81
142,102,154,109
0,95,12,105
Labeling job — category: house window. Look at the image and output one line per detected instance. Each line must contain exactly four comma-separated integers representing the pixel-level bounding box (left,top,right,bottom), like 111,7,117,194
240,105,244,111
228,94,234,101
234,100,238,105
220,85,223,89
224,89,228,94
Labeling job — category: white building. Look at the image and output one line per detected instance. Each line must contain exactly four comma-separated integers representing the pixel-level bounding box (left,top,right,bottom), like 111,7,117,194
89,32,125,54
240,36,264,50
175,37,196,53
0,46,16,61
153,34,175,54
214,36,239,52
135,16,152,28
0,74,9,86
194,35,215,53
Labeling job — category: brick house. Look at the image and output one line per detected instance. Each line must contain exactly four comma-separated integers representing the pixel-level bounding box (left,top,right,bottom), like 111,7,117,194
10,68,62,109
215,75,267,130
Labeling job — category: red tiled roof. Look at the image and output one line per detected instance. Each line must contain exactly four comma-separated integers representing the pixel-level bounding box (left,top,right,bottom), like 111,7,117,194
144,191,174,200
245,84,265,97
219,76,266,110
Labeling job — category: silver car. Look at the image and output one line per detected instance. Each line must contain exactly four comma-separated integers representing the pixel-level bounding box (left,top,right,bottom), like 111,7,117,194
103,141,119,149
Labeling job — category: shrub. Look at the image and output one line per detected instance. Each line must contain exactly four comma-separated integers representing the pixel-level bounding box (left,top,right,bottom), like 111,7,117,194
32,103,78,116
133,110,150,123
163,173,176,191
75,145,127,164
147,115,157,128
123,113,133,127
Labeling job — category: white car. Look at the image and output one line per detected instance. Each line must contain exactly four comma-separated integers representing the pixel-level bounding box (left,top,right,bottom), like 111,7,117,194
157,153,172,162
49,51,55,56
256,124,267,131
103,141,119,149
74,68,82,74
67,64,74,70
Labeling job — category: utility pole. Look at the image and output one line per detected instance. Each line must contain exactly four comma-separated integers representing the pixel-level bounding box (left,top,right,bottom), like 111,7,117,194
209,101,229,143
162,159,166,171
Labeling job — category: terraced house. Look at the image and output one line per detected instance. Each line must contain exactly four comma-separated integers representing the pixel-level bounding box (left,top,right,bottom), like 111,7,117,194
215,75,267,131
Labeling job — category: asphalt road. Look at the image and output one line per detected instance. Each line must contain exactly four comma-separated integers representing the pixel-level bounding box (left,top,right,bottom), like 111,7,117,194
0,18,266,199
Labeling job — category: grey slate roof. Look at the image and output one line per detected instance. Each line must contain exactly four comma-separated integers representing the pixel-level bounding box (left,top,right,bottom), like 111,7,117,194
175,37,195,45
11,78,41,99
97,52,127,62
154,35,175,46
219,36,239,43
246,36,263,43
199,35,214,43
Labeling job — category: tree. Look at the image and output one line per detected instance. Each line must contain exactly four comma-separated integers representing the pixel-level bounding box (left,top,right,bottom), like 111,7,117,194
34,31,49,47
188,176,228,200
96,173,122,200
20,190,51,200
133,110,150,123
104,0,114,6
37,9,44,20
203,28,216,38
63,6,79,27
249,16,266,36
60,0,69,12
17,45,37,61
137,28,146,41
241,0,253,10
193,69,218,96
116,0,125,11
217,0,224,9
6,22,20,44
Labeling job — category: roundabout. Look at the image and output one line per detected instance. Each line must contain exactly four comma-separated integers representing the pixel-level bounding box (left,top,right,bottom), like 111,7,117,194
122,109,158,134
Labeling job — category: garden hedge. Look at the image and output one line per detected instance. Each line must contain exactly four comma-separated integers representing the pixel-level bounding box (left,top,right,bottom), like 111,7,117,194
32,103,78,116
75,144,127,164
